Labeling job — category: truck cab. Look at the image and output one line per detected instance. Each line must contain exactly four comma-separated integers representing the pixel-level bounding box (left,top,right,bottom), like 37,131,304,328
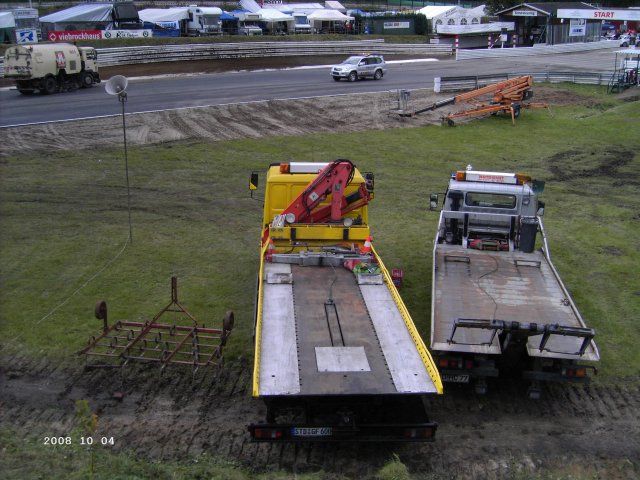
437,170,543,253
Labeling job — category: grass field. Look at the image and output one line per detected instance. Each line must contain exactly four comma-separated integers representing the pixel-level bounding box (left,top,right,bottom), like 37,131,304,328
1,84,639,478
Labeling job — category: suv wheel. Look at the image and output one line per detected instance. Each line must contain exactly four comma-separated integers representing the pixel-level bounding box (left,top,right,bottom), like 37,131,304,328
348,71,358,82
373,69,383,80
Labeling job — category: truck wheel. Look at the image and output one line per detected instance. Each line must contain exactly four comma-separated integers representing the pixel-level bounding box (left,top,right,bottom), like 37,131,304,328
348,71,358,82
80,72,94,88
42,76,58,95
18,89,35,95
373,69,383,80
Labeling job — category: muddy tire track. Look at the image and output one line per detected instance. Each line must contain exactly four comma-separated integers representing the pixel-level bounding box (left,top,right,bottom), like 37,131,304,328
1,354,638,478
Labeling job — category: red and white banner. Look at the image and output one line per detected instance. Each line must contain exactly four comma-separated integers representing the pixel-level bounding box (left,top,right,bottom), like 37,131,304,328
48,30,102,42
557,9,640,21
47,30,153,42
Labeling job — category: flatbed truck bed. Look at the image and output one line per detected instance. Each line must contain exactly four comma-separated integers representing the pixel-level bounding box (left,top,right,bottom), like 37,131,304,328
259,262,439,397
432,245,599,362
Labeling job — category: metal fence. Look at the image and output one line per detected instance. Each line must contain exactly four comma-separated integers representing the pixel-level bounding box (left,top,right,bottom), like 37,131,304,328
455,40,617,61
436,71,613,92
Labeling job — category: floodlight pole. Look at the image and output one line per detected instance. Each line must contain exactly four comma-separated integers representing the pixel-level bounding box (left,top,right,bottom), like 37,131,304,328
119,91,133,245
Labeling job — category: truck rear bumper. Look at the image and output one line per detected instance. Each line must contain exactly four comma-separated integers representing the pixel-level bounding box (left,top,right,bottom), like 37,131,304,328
248,421,437,442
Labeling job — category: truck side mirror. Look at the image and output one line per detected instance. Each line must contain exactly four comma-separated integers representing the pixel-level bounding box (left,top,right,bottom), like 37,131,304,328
537,200,545,217
430,193,439,211
250,172,259,191
364,172,374,192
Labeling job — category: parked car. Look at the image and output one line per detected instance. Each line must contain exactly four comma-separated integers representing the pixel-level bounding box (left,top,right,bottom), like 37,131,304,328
330,55,387,82
619,34,639,47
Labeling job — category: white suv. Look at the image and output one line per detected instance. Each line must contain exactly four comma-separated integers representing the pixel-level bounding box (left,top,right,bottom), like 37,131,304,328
331,55,387,82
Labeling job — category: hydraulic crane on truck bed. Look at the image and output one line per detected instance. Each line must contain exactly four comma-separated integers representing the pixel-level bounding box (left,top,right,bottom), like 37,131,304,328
399,75,548,125
273,159,373,226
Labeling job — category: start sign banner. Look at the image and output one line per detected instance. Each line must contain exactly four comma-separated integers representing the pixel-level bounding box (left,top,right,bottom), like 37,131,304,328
557,9,640,21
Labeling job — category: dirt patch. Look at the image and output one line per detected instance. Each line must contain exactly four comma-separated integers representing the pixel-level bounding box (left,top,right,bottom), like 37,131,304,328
1,354,639,479
547,145,635,181
0,88,466,157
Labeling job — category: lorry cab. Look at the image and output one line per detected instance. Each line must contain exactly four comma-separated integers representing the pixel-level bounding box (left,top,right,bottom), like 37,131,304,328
436,169,544,253
79,47,98,73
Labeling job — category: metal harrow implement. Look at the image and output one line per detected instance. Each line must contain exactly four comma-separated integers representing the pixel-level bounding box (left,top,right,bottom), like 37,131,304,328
79,277,234,374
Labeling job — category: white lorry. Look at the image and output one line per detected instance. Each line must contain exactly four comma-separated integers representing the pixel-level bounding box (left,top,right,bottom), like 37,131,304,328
3,43,100,94
186,6,223,36
429,167,599,398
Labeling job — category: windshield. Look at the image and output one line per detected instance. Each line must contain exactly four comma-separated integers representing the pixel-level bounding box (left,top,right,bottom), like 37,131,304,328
343,57,362,65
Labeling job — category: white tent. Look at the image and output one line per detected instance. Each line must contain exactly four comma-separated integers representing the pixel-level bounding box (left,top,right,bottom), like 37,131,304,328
258,8,294,22
0,11,16,28
324,1,346,12
307,9,352,32
40,4,113,24
138,8,190,24
416,5,457,20
307,9,353,21
257,8,294,33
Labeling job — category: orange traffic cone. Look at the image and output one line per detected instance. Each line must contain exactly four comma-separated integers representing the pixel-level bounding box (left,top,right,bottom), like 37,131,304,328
266,238,275,262
360,235,373,254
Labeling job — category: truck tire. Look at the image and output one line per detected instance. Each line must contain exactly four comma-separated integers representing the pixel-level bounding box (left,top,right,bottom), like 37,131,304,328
373,69,383,80
80,71,94,88
42,76,58,95
18,88,34,95
348,71,358,82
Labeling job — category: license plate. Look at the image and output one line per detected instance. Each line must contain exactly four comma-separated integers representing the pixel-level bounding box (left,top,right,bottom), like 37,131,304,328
442,374,470,383
291,427,332,437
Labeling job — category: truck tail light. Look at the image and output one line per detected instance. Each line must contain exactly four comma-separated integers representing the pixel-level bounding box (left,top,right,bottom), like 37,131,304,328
562,367,587,378
279,163,290,173
404,427,434,439
252,427,285,440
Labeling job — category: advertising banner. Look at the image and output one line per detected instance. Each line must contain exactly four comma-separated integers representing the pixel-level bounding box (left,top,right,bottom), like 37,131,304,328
558,9,640,21
102,29,153,39
48,30,102,42
383,21,410,29
569,19,586,37
16,29,38,43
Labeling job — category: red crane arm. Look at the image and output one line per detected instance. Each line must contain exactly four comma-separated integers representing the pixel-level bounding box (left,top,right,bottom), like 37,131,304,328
280,160,369,223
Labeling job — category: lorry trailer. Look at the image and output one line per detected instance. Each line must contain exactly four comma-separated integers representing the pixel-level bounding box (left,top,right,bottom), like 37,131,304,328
3,43,100,94
249,160,443,442
430,167,599,398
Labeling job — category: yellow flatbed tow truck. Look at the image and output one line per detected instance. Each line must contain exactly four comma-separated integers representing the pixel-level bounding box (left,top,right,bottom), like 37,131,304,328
248,160,442,442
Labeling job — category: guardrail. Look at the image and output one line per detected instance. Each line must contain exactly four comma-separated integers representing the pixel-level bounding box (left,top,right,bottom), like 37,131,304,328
0,40,453,75
95,41,453,67
456,40,617,61
435,71,613,92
